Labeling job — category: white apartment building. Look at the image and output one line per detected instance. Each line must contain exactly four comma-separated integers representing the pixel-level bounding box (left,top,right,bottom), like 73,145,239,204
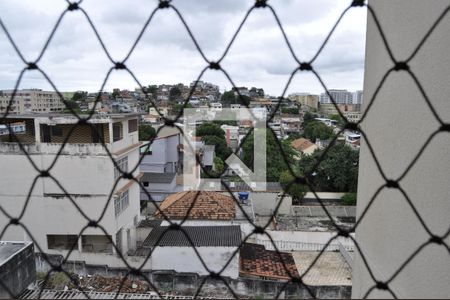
0,89,65,114
319,89,353,104
0,113,142,267
352,90,363,105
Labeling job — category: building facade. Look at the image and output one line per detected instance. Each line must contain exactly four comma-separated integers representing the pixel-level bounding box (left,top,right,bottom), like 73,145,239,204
0,113,142,266
0,89,65,114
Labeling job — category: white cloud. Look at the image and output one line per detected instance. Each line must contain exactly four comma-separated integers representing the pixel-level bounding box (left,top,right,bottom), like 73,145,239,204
0,0,366,94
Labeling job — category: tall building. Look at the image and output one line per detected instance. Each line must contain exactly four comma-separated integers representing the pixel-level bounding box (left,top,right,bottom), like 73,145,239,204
0,113,142,267
0,89,65,114
288,93,319,110
319,89,352,104
352,90,363,105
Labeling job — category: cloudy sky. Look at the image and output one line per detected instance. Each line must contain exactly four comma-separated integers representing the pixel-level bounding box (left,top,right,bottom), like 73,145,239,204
0,0,367,96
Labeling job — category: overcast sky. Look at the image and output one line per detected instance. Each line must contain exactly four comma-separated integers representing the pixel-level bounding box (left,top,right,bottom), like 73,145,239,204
0,0,367,96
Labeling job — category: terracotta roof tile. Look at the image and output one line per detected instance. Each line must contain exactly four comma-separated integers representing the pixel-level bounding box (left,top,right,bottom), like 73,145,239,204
291,138,315,152
155,191,236,220
240,243,300,280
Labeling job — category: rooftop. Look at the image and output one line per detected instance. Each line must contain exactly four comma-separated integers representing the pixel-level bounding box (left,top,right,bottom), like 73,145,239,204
0,241,31,266
292,252,352,286
291,138,316,152
155,191,236,220
240,243,299,280
2,113,142,120
142,225,241,247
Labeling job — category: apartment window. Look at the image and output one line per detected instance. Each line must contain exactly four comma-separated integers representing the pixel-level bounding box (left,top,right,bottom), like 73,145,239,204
81,235,113,253
47,234,78,250
113,122,123,142
51,126,63,137
114,190,129,217
114,156,128,180
128,119,138,133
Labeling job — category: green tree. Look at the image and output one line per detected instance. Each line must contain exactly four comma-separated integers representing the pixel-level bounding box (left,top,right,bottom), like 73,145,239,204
221,91,236,105
281,107,299,114
241,131,296,182
202,135,231,161
196,123,225,137
330,114,345,127
71,91,87,101
139,124,156,141
303,121,334,142
302,112,317,125
213,156,224,174
299,143,359,192
341,193,357,205
169,86,181,102
147,85,158,99
279,170,308,203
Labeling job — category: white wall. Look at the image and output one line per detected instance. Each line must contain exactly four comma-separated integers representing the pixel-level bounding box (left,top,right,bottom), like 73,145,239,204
151,247,239,279
0,136,141,264
353,1,450,298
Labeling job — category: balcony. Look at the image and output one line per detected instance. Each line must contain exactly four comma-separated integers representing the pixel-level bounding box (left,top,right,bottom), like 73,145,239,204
0,142,109,156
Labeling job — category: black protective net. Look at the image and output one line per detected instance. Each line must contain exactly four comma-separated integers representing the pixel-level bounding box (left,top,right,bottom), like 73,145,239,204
0,0,449,299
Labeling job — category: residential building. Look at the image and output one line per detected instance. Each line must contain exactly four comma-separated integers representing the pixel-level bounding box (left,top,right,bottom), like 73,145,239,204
154,191,255,234
0,113,142,266
281,116,302,134
139,128,181,173
221,124,239,150
289,93,319,110
232,87,250,97
0,89,65,114
352,90,363,105
240,243,299,281
319,89,352,104
140,225,241,278
140,172,178,203
291,138,318,157
343,111,362,123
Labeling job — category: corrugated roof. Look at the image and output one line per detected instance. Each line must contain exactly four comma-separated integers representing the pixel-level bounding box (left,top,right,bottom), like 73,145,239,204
155,191,235,220
240,243,299,280
141,172,176,184
142,226,241,247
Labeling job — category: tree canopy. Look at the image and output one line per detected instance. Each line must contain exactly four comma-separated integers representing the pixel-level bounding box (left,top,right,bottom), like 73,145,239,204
279,170,308,202
196,123,225,137
241,130,296,182
298,143,359,192
202,135,231,161
139,124,156,141
303,121,334,142
169,86,182,102
221,91,236,105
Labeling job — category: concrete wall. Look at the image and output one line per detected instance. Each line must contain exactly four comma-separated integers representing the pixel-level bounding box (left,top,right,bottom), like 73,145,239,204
151,247,239,279
140,135,179,173
0,243,35,298
0,138,141,266
353,1,450,298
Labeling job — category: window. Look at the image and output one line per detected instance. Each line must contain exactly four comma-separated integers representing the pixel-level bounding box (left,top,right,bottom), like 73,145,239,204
114,156,128,179
114,190,129,217
81,235,113,253
143,182,149,187
47,234,78,250
128,119,138,133
51,126,63,136
113,122,123,142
